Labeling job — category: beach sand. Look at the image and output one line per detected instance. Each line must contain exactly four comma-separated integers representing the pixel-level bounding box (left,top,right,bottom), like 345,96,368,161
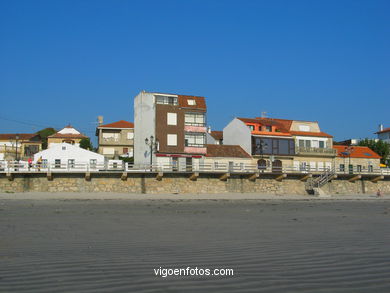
1,195,390,292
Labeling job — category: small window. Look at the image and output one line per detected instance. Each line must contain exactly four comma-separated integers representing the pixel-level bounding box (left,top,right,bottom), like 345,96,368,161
265,126,272,132
167,134,177,146
187,99,196,105
305,140,311,148
340,164,345,172
357,165,362,172
68,159,75,168
90,159,97,169
55,159,61,168
167,113,177,125
62,146,66,150
127,132,134,140
319,141,325,148
248,125,254,131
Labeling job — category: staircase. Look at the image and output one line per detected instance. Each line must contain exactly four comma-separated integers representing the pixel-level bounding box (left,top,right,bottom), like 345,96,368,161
306,168,336,196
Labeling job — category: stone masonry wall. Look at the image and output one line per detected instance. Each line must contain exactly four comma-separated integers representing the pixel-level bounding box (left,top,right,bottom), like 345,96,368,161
0,173,389,195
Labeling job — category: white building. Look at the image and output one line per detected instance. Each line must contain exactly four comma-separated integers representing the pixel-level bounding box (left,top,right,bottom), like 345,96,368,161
47,125,88,148
33,143,105,170
376,124,390,144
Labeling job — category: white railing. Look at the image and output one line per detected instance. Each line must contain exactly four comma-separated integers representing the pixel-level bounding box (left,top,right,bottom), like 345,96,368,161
0,160,389,175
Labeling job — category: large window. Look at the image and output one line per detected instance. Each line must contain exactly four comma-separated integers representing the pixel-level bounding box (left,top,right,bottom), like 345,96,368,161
156,95,178,105
185,133,206,147
102,132,120,142
185,113,205,126
252,137,295,155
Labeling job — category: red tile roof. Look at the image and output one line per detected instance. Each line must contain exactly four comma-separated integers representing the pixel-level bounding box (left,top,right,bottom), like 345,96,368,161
290,131,333,138
0,133,40,141
178,95,206,110
333,145,381,159
376,127,390,134
206,144,251,158
209,131,223,140
99,120,134,129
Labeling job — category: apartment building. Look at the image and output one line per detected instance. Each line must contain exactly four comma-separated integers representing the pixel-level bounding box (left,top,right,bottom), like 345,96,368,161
134,91,207,167
0,133,42,160
223,116,336,172
47,125,87,148
96,120,134,159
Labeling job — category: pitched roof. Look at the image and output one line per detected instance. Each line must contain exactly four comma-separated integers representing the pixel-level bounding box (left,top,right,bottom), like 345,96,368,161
99,120,134,129
209,131,223,141
290,131,333,138
376,127,390,134
206,144,251,158
333,145,381,159
237,117,292,133
0,133,40,141
178,95,206,110
48,133,87,139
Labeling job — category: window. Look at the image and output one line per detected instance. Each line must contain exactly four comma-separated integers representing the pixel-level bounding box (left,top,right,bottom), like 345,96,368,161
298,125,310,131
102,132,120,142
357,165,362,172
167,134,177,146
103,147,115,155
305,140,311,148
55,159,61,168
90,159,97,169
248,125,254,131
187,99,196,105
185,133,206,147
368,165,373,172
319,141,325,148
167,113,177,125
252,137,295,155
265,126,272,132
156,95,178,105
299,140,305,148
127,132,134,140
62,146,66,150
339,164,345,172
123,148,128,153
184,113,205,126
68,159,75,168
42,159,48,168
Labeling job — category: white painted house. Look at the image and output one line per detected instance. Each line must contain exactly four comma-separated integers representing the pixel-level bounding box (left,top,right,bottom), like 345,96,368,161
376,124,390,144
33,143,105,170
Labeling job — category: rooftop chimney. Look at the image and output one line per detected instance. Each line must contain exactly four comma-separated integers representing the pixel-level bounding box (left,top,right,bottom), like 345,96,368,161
98,116,104,125
379,124,384,131
207,126,211,133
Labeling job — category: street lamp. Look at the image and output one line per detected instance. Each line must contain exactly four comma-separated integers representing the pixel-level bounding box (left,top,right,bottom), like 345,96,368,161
145,136,159,170
15,134,20,162
344,146,354,174
256,138,268,171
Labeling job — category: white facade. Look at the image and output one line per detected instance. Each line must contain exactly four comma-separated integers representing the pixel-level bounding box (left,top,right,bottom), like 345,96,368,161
223,118,252,155
134,91,156,165
33,143,104,167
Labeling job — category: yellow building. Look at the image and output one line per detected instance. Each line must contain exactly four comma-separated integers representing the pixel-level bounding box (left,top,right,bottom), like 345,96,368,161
0,133,42,160
47,125,88,148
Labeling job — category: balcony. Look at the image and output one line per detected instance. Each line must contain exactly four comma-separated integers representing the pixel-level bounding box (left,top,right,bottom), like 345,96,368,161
295,146,337,157
184,125,207,132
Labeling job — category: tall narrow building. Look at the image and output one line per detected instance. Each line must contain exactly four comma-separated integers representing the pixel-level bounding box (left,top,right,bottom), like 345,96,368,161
134,91,207,167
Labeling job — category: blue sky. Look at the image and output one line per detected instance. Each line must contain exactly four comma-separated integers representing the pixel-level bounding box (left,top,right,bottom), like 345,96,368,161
1,0,389,144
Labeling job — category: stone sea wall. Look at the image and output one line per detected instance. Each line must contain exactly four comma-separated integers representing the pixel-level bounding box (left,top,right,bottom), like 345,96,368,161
0,173,389,195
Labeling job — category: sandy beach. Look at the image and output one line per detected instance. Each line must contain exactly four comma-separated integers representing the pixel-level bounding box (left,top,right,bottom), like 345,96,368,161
1,195,390,292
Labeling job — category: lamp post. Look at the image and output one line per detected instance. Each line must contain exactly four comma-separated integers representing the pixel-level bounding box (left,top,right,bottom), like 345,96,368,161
145,136,158,170
256,138,268,171
345,146,354,174
15,134,20,162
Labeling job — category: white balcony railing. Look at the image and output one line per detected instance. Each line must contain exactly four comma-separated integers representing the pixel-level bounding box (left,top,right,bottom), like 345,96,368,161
1,160,389,176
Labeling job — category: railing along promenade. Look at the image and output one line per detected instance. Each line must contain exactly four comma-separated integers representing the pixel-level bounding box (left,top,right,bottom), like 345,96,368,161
1,160,389,177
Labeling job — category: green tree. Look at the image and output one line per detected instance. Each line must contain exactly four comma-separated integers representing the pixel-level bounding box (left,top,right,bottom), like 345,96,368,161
36,127,57,149
79,137,94,150
358,138,390,165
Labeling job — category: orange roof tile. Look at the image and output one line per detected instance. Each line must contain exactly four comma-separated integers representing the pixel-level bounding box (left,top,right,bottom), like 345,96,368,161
376,127,390,134
290,131,333,138
0,133,40,141
99,120,134,129
206,144,251,158
333,145,381,159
